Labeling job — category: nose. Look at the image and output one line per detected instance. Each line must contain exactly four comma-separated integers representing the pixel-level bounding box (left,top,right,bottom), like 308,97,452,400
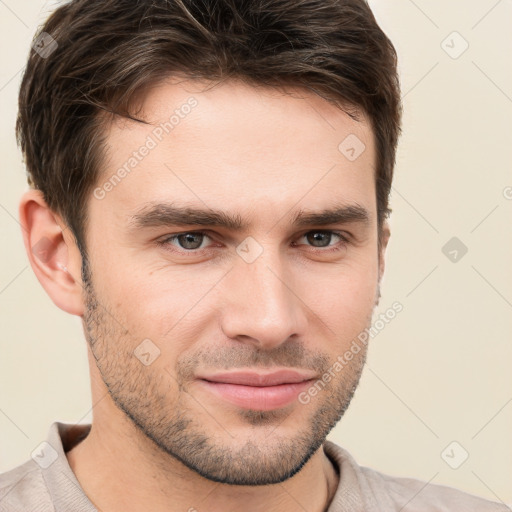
220,248,308,350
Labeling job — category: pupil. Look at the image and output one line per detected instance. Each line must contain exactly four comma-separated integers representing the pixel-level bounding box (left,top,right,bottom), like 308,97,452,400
307,232,330,247
179,233,202,249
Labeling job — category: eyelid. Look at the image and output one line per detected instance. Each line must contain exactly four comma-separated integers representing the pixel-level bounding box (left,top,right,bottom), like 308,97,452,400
296,228,351,241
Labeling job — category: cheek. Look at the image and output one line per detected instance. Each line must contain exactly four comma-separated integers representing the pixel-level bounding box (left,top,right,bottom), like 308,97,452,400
88,227,379,353
301,260,379,341
91,252,220,349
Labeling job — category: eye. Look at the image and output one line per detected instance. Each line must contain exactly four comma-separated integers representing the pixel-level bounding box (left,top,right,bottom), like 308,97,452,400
294,230,349,252
158,231,213,251
157,229,350,255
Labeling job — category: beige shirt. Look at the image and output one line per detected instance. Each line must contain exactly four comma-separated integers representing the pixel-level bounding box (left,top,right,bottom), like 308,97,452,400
0,422,508,511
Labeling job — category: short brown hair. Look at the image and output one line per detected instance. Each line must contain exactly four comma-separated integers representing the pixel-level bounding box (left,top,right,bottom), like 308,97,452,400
17,0,401,256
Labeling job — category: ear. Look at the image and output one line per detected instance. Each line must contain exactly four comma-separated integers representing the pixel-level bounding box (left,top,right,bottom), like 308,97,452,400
374,221,390,307
378,220,391,282
19,189,85,316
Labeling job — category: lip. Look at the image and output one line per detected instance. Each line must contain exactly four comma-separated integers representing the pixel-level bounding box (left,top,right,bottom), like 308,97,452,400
197,369,317,411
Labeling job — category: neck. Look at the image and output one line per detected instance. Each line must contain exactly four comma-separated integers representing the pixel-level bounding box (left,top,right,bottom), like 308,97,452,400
66,395,339,512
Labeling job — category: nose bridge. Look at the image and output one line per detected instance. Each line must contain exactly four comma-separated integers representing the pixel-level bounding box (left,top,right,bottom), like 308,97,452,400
221,244,306,348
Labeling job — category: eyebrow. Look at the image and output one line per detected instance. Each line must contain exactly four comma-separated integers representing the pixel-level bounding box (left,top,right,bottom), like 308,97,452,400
128,201,371,231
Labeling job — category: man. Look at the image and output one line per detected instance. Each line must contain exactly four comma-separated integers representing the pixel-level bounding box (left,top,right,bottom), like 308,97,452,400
0,0,507,510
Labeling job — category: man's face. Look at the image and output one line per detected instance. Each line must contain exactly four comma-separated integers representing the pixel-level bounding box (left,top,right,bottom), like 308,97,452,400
82,78,384,485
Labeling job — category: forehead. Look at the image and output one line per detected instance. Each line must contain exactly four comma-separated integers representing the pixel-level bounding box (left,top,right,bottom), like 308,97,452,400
93,77,376,230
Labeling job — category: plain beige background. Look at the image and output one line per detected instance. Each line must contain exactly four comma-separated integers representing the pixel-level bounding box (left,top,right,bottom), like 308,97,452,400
1,0,511,505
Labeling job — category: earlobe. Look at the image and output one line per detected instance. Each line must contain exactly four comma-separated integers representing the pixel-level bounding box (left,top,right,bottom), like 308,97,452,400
19,189,85,316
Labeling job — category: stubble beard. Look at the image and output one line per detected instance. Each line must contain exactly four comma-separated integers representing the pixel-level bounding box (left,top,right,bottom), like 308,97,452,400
81,259,369,485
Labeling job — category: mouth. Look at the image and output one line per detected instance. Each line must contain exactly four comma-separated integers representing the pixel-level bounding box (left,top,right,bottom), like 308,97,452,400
196,369,317,411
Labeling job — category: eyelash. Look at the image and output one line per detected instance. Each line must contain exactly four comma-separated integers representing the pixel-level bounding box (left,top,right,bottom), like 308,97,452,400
157,230,350,255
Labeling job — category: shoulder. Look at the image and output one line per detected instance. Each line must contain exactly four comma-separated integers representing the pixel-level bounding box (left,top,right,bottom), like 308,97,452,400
0,459,52,511
323,440,510,512
0,422,93,512
360,466,509,511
